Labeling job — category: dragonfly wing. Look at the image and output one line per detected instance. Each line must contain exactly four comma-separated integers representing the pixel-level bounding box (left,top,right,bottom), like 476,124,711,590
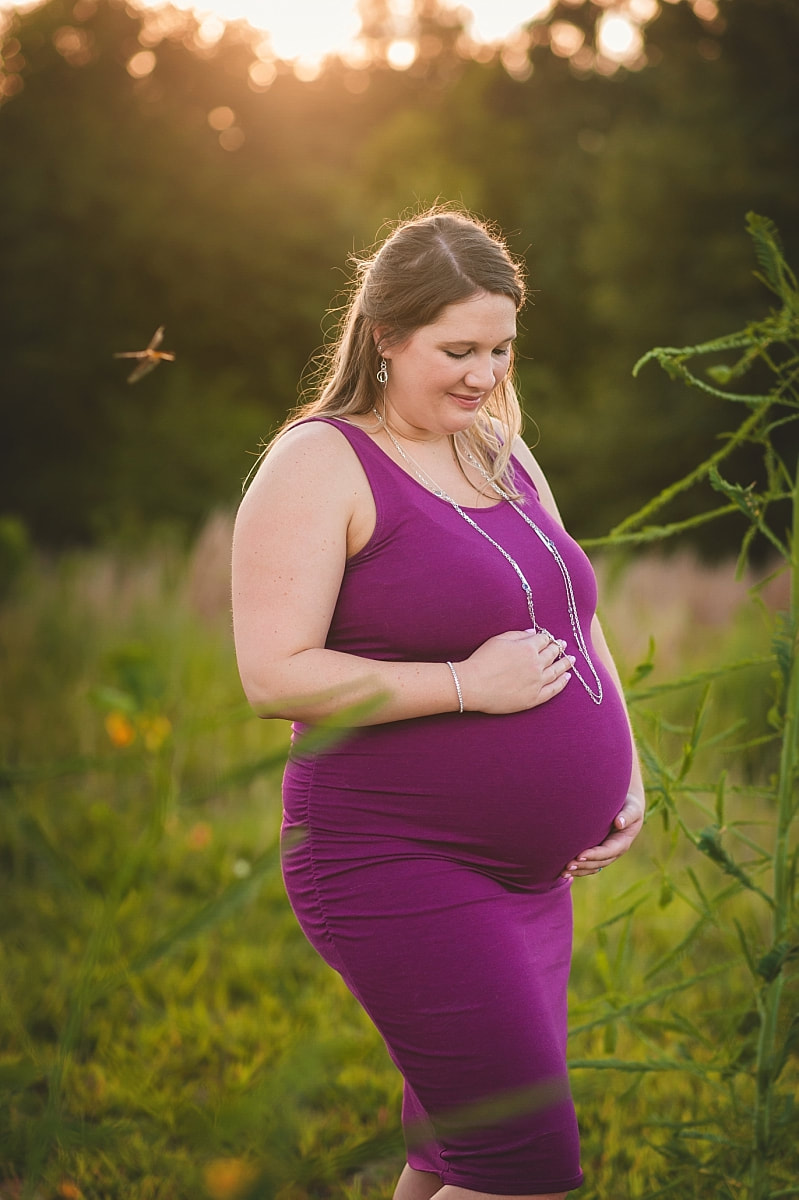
147,326,165,351
128,359,159,383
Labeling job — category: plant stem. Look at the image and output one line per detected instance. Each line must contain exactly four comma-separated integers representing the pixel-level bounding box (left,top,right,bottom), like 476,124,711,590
750,456,799,1200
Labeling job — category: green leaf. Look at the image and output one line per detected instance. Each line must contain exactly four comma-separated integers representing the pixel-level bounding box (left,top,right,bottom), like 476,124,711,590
746,211,799,300
756,941,799,983
707,466,764,520
695,826,774,905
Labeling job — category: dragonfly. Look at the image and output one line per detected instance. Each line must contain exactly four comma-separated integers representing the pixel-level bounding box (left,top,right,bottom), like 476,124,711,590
114,326,175,383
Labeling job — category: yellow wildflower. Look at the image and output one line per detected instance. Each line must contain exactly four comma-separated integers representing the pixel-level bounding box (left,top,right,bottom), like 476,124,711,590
138,713,172,751
203,1158,258,1200
104,711,136,748
187,821,213,850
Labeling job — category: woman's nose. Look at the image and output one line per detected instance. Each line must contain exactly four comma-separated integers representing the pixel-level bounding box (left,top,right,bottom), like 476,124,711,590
464,356,497,389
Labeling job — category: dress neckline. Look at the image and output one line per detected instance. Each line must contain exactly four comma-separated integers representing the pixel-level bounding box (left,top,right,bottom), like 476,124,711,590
326,415,507,515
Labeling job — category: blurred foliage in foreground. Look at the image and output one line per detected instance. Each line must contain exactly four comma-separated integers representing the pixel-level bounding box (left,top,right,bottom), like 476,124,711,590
1,0,798,547
0,522,795,1199
1,215,798,1198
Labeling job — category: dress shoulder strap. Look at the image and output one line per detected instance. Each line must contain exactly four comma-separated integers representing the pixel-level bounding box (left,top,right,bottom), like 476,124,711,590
294,416,428,558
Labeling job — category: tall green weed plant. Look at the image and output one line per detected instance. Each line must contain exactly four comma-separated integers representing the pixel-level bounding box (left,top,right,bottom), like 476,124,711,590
574,212,798,1199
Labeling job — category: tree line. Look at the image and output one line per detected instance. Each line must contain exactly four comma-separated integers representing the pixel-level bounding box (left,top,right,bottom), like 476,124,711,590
1,0,797,548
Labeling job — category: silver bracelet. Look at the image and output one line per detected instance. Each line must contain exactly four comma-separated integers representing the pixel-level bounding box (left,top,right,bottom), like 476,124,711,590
446,661,464,714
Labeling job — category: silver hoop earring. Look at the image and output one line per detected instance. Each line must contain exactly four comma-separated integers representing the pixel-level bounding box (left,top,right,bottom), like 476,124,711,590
377,358,389,387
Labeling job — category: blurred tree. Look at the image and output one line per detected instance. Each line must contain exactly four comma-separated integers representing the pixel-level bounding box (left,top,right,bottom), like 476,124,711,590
0,0,796,547
547,0,799,537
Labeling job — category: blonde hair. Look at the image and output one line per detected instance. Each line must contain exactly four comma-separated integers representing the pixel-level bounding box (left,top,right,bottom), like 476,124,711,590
278,206,528,491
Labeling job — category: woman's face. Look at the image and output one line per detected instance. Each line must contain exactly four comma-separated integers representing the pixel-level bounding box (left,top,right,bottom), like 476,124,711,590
380,291,517,440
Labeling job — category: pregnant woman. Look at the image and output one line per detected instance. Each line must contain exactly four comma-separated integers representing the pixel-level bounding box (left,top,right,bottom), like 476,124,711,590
232,207,645,1199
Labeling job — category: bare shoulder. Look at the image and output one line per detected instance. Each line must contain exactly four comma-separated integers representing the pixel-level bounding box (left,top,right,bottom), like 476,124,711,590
250,419,358,484
234,418,377,560
239,419,365,514
510,435,565,527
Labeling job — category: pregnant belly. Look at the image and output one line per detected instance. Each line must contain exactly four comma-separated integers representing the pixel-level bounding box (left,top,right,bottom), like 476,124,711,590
284,683,633,887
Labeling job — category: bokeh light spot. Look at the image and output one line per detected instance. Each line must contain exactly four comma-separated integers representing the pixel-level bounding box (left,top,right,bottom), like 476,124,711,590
127,48,156,76
72,0,97,19
53,24,94,65
629,0,659,19
247,58,275,89
293,57,321,82
467,0,553,44
219,125,245,150
197,12,225,45
500,40,531,81
697,37,721,60
208,103,235,129
570,45,595,74
597,12,643,62
386,38,416,70
549,20,584,59
693,0,719,19
0,72,23,96
1,0,675,82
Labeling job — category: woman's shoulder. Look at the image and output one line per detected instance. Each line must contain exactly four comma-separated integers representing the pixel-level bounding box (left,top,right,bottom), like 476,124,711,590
238,416,369,516
261,417,359,471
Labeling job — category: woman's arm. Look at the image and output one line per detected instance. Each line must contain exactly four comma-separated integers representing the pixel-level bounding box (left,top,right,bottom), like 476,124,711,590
232,423,571,725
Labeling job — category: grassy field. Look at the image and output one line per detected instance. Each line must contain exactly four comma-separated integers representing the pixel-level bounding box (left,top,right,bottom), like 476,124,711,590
1,514,796,1200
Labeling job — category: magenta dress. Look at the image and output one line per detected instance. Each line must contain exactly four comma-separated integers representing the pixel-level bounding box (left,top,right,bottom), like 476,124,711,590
281,417,632,1195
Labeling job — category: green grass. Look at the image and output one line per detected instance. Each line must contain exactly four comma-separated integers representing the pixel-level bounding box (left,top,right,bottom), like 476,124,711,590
1,523,796,1199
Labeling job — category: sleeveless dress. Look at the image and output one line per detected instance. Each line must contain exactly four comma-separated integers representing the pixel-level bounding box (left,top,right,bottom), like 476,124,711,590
281,417,633,1195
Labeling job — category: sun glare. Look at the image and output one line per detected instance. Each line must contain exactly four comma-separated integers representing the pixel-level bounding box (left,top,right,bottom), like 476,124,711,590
1,0,674,76
597,12,644,61
466,0,554,45
143,0,364,64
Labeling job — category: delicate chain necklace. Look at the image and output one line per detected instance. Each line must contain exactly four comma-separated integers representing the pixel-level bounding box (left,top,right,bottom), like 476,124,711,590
372,409,603,705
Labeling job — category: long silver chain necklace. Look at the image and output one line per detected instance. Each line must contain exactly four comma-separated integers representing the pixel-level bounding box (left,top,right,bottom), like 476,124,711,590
372,409,603,705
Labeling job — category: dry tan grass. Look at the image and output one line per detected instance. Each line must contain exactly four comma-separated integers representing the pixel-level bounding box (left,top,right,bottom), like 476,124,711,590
180,513,792,679
185,509,235,624
12,515,788,692
596,549,788,678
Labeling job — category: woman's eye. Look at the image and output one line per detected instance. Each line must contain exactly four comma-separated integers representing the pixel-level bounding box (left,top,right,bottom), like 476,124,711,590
444,347,511,360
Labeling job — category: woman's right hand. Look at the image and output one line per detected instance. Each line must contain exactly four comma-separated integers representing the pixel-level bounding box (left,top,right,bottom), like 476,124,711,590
457,630,573,713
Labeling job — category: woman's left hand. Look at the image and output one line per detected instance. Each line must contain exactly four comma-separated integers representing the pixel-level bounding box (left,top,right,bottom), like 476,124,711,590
561,792,645,879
